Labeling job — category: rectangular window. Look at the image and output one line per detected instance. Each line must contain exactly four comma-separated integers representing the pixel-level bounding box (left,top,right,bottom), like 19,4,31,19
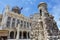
30,23,31,26
6,17,11,27
7,17,11,21
13,18,15,22
27,22,29,28
16,19,20,26
24,21,26,28
6,21,10,27
12,18,15,27
12,22,15,27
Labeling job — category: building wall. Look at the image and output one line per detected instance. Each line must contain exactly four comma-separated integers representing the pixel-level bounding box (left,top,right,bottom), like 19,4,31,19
30,2,59,40
1,6,32,40
0,2,59,40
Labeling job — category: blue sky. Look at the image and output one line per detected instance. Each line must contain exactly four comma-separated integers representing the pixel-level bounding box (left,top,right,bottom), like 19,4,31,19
0,0,60,30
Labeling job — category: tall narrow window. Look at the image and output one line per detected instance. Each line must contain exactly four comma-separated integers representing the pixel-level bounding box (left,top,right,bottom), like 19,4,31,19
6,21,10,27
30,23,31,26
7,17,11,21
27,22,29,28
12,18,15,27
16,19,20,27
40,10,42,16
6,17,11,27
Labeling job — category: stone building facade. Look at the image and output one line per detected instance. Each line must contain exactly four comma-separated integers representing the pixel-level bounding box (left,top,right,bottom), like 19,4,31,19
0,5,32,40
0,2,59,40
30,2,59,40
58,31,60,40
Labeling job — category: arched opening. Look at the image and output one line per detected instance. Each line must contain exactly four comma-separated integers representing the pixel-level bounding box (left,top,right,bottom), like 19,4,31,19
19,31,22,39
10,31,14,39
23,31,27,39
2,36,7,40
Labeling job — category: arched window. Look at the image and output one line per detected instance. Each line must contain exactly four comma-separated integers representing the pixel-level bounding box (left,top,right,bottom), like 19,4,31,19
19,31,22,39
23,31,27,39
10,31,14,39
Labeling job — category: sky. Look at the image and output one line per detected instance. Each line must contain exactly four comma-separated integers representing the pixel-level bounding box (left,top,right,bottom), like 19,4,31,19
0,0,60,30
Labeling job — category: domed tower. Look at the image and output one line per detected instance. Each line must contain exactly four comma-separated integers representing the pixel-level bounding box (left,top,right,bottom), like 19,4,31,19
38,2,48,17
38,2,50,40
12,6,23,14
38,2,58,40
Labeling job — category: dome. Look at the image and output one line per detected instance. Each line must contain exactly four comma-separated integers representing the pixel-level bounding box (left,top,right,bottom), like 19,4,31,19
12,6,20,10
40,2,46,4
38,2,47,8
12,6,20,14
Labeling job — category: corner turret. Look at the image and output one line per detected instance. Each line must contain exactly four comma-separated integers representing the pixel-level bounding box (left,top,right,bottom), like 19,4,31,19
38,2,48,17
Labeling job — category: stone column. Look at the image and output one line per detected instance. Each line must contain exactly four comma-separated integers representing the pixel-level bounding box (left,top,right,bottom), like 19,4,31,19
8,31,10,39
16,24,20,40
27,32,28,39
15,19,17,27
22,31,23,39
26,22,27,28
27,32,30,39
14,31,15,39
10,18,13,28
23,21,24,28
3,16,8,29
2,38,3,40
